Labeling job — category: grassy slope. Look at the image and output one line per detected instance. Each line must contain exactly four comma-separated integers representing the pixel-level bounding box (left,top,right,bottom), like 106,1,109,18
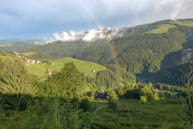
26,57,106,80
176,21,193,27
22,52,38,57
0,52,106,80
0,44,13,47
0,52,15,61
146,24,176,34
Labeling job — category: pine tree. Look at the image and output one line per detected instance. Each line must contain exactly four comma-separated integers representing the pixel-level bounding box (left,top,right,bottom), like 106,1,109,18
0,58,37,96
46,62,84,99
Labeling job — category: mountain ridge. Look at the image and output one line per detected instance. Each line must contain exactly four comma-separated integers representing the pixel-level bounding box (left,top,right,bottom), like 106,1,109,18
2,18,193,85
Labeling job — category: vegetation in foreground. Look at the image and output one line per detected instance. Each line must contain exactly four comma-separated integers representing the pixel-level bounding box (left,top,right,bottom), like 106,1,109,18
0,57,192,129
0,98,186,129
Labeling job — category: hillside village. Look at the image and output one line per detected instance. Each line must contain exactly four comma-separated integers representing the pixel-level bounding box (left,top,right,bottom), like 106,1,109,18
14,52,54,75
14,52,41,65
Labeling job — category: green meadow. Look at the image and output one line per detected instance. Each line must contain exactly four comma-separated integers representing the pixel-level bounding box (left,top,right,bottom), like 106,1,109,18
0,98,186,129
176,21,193,27
90,99,185,129
22,52,38,57
146,24,176,34
25,57,106,80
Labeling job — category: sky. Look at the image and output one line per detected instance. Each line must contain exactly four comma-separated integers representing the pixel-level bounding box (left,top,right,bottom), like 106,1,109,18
0,0,193,38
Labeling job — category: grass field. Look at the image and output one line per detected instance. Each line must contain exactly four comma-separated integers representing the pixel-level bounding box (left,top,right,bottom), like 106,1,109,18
146,24,176,34
0,43,13,47
91,99,185,129
22,52,38,57
0,98,186,129
0,52,15,61
0,52,107,80
26,57,106,80
175,21,193,27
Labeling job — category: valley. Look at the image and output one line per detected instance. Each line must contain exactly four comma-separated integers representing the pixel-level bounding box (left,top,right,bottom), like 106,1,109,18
0,19,192,129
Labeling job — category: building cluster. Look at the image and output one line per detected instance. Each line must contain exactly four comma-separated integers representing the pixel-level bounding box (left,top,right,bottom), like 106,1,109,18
14,52,54,76
14,52,41,65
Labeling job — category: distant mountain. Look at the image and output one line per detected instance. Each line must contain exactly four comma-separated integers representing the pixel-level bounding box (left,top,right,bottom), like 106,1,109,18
0,37,45,52
23,19,193,85
0,43,38,52
0,38,44,44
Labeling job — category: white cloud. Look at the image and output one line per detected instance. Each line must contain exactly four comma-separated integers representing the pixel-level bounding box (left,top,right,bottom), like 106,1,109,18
53,33,61,41
48,27,117,42
51,31,79,42
83,29,101,41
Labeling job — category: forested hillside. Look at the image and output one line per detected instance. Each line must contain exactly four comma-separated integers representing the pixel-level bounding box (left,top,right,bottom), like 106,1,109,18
154,61,193,86
26,19,193,85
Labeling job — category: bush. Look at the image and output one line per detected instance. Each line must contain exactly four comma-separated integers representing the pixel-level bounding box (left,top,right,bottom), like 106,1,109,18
139,83,154,99
0,94,33,111
152,93,160,101
90,89,97,101
142,126,150,129
107,89,118,109
71,98,80,110
140,96,147,104
79,97,91,112
108,100,118,109
123,89,140,99
183,87,193,126
140,82,160,102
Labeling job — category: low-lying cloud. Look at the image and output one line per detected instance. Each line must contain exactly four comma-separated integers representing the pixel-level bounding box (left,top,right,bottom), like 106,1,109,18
47,27,116,43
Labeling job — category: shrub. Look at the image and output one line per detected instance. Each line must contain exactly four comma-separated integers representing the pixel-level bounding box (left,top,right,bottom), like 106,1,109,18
90,89,97,101
0,94,33,110
71,98,80,110
152,93,160,101
107,89,118,109
143,126,150,129
79,97,91,112
108,100,117,109
124,89,140,99
139,83,154,99
183,87,193,126
140,96,147,104
140,82,160,102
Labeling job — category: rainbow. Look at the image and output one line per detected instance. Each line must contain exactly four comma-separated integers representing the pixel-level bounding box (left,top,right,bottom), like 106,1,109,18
80,1,124,82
